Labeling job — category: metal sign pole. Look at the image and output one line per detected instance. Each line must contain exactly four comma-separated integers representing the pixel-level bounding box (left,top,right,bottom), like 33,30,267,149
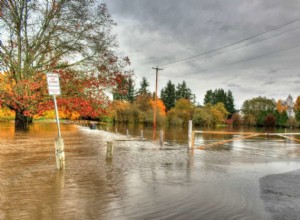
46,73,64,169
53,94,61,138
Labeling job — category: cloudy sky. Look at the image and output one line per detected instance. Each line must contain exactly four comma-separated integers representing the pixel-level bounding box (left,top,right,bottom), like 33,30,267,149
105,0,300,108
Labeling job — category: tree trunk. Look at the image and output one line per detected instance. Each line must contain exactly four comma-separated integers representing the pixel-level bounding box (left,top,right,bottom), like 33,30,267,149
14,110,33,131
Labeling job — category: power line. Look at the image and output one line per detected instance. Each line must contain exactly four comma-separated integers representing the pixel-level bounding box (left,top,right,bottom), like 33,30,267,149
184,43,300,77
187,25,300,65
160,17,300,67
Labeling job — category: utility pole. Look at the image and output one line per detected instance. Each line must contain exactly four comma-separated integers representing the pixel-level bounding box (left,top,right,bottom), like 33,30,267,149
152,66,163,136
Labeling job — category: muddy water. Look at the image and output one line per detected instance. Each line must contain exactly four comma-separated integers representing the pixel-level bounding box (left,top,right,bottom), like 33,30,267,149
0,121,300,220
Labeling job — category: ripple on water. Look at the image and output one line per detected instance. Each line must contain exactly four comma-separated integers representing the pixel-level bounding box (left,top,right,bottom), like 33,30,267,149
1,123,300,219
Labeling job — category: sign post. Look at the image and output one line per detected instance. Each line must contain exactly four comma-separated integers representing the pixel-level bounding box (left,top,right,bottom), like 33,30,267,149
46,73,65,169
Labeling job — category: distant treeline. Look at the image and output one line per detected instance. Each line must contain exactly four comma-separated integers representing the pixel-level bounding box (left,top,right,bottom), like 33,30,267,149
109,77,300,128
1,76,300,128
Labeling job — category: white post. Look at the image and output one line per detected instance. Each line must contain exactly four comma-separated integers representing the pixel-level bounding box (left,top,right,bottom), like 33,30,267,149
126,129,129,137
53,95,61,138
53,95,65,169
141,130,144,140
188,120,193,148
55,137,65,169
160,130,163,146
106,141,113,159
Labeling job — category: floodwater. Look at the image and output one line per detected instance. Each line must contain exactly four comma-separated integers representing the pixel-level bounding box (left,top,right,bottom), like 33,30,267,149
0,121,300,220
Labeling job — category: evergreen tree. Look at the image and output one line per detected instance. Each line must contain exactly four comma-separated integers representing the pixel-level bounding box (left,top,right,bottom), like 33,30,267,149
160,80,176,111
113,75,135,102
295,110,300,123
137,77,150,96
204,89,214,105
226,90,235,114
275,110,288,126
203,89,235,114
175,80,195,102
126,76,135,103
214,89,227,105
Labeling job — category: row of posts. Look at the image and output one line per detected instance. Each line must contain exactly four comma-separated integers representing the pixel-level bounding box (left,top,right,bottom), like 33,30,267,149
106,129,165,159
107,120,194,160
75,120,193,159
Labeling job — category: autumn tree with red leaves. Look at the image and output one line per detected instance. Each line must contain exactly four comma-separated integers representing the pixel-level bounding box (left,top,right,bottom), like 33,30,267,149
0,1,130,130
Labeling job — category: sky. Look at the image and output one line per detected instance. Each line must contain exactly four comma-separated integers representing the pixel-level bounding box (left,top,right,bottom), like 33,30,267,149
105,0,300,109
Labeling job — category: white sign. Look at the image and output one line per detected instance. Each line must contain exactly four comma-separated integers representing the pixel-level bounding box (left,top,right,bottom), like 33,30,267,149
46,73,61,95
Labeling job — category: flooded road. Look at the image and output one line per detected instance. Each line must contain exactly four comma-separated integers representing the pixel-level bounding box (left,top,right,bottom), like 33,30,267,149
0,121,300,219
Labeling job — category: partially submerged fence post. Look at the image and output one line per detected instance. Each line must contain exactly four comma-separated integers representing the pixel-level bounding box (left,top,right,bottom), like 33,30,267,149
115,128,118,134
141,130,144,140
285,129,287,142
160,130,164,146
55,138,65,169
106,141,113,159
188,120,193,148
126,129,129,137
192,131,195,148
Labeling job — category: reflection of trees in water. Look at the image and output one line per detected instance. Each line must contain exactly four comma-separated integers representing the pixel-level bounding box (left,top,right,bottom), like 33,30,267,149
0,123,124,219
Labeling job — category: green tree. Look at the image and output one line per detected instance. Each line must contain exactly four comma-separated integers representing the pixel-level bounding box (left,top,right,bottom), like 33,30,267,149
160,80,176,111
242,97,276,126
226,90,235,114
295,110,300,123
203,89,235,114
127,76,136,103
275,110,288,127
134,77,149,110
175,81,195,102
137,77,150,96
204,90,214,105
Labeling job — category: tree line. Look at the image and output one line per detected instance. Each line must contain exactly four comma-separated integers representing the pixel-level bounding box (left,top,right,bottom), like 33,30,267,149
236,96,300,128
109,77,232,127
110,76,300,128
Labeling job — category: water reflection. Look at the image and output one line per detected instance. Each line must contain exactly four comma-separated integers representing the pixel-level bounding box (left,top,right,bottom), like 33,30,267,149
0,122,300,219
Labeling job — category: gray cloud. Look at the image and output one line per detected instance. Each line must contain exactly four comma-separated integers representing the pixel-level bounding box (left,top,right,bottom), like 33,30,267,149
227,83,241,88
106,0,300,108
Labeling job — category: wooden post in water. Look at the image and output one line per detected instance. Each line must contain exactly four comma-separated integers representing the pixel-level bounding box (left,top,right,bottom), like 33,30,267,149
126,129,129,137
115,128,118,134
160,130,164,146
107,127,109,132
191,131,195,148
106,141,113,159
285,129,287,142
141,130,144,140
188,120,193,148
55,138,65,169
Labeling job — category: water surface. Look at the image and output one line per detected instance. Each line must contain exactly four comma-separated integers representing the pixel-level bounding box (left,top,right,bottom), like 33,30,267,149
0,121,300,219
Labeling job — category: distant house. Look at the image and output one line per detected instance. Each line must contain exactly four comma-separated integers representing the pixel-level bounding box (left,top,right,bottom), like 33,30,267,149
280,95,295,118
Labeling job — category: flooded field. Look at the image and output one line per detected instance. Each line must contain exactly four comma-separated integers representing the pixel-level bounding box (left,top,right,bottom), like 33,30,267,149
0,121,300,220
